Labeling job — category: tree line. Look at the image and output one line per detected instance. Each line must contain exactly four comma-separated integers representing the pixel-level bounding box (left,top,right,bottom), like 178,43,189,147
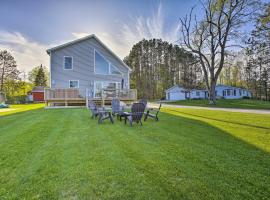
124,39,202,100
0,50,48,103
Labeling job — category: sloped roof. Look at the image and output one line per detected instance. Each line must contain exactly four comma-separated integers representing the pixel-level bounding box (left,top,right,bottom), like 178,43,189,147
46,34,131,71
165,85,187,92
216,84,250,90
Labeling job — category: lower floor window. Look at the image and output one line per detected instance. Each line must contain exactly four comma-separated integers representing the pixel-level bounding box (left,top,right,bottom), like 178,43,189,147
69,80,79,88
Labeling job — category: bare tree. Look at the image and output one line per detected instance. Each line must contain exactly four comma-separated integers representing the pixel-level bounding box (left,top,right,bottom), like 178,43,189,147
180,0,258,104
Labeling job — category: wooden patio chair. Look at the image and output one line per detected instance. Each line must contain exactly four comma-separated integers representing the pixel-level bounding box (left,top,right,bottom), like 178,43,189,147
139,98,147,108
111,98,124,118
88,99,104,118
125,103,145,126
144,103,162,121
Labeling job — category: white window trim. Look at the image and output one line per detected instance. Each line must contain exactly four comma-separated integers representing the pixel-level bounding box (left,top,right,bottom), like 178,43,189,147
63,56,73,70
94,49,123,76
69,80,79,88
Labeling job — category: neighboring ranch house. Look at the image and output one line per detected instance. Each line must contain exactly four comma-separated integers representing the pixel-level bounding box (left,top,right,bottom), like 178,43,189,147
45,34,136,106
215,84,251,99
166,86,207,101
165,85,251,101
165,86,187,101
189,89,207,99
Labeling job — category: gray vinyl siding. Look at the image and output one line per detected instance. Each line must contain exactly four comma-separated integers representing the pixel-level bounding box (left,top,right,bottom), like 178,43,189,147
50,37,129,97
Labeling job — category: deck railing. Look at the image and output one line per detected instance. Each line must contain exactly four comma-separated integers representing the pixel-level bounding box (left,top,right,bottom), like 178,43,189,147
45,88,137,101
44,88,83,100
101,89,137,100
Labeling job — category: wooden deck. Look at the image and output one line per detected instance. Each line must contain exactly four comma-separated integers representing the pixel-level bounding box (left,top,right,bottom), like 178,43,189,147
44,88,137,107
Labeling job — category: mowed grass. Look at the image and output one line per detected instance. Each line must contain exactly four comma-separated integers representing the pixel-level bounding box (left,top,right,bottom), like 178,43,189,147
0,105,270,199
0,103,44,116
169,99,270,110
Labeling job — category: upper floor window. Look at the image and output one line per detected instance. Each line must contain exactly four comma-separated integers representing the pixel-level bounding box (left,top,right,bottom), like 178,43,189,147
69,80,79,88
64,56,73,70
94,50,122,75
110,64,122,75
95,50,110,74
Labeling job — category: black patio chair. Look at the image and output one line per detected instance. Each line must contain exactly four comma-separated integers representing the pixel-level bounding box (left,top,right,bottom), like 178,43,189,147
88,99,104,118
144,103,162,121
111,98,124,118
125,103,145,126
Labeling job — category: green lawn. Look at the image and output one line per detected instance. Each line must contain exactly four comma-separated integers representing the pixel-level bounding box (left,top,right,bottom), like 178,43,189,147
168,99,270,110
0,105,270,199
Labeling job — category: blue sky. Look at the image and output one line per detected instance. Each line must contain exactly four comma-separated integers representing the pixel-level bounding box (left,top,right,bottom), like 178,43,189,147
0,0,201,73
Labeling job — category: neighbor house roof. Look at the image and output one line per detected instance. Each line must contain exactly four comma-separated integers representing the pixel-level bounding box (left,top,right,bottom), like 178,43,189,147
216,84,250,91
46,34,132,71
165,85,187,92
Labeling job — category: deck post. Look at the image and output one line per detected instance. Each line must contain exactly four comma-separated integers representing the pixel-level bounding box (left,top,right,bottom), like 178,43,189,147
86,88,88,108
64,89,67,107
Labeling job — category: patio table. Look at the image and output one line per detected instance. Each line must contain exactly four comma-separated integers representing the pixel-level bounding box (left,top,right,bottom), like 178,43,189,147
98,109,114,124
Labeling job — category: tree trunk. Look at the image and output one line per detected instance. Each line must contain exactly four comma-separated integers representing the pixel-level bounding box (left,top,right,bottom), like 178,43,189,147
208,80,216,105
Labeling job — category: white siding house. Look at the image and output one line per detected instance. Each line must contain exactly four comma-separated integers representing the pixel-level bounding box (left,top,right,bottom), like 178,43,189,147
189,90,207,99
46,34,131,98
165,84,251,101
165,86,187,101
215,85,251,99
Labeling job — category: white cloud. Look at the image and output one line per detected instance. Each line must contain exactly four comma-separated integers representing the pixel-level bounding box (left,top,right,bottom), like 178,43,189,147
72,2,180,58
116,2,180,56
0,31,49,75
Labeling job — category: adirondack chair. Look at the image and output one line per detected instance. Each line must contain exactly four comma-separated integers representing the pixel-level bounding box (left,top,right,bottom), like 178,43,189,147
144,103,162,121
88,99,104,118
125,103,145,126
139,98,147,108
111,98,124,118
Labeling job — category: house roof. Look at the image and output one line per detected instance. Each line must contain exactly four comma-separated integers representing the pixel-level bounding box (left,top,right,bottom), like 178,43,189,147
32,86,45,92
165,85,187,92
46,34,132,71
216,84,250,91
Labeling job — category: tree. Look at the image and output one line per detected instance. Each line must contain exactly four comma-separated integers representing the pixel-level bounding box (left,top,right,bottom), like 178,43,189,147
124,39,202,99
179,0,258,104
245,3,270,100
0,50,20,92
28,64,49,86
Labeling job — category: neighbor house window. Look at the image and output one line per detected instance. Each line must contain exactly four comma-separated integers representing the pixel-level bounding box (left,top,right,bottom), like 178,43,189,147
69,80,79,88
227,90,231,96
234,90,236,96
95,50,110,74
64,56,73,70
239,89,242,96
223,91,226,96
196,91,200,96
